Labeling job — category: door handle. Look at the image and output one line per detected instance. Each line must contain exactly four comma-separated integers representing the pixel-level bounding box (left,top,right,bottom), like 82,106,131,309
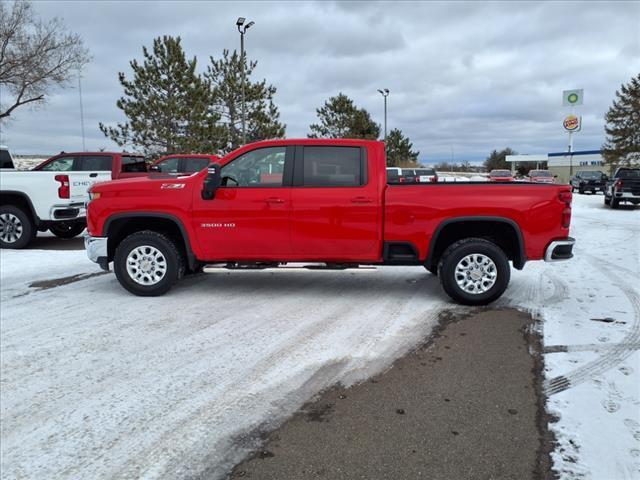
89,173,98,178
351,196,373,204
265,197,285,204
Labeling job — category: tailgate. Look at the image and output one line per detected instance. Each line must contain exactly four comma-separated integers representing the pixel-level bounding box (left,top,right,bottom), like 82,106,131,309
68,172,112,200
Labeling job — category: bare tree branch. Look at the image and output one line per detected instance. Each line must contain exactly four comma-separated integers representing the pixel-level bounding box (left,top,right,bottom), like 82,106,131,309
0,0,91,120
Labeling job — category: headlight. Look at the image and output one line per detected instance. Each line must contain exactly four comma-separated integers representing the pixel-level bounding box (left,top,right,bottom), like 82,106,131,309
88,191,101,201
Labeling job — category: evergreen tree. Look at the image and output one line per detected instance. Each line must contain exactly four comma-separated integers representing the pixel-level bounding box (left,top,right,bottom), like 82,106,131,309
309,93,380,139
483,147,516,171
205,49,285,152
385,128,419,167
602,73,640,168
99,36,223,158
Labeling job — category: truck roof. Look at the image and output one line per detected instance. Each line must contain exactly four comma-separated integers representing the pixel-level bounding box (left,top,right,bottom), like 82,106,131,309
50,151,144,156
236,138,384,147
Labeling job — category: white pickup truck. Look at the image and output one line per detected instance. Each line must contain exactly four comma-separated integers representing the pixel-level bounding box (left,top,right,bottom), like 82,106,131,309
0,150,147,248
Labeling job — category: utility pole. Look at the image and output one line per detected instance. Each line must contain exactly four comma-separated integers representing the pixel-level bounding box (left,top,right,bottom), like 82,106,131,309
78,67,86,150
237,17,255,146
377,88,389,140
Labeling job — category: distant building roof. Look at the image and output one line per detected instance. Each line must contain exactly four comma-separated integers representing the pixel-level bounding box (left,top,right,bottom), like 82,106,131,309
548,150,602,157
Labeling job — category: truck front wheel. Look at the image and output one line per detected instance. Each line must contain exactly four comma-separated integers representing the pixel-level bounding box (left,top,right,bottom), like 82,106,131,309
114,230,185,296
438,238,510,306
0,205,35,249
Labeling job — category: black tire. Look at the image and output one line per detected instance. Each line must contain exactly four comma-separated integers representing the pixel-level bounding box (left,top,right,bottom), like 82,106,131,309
611,198,619,209
49,221,86,238
604,195,611,206
0,205,35,249
113,230,185,296
438,238,510,306
578,186,584,194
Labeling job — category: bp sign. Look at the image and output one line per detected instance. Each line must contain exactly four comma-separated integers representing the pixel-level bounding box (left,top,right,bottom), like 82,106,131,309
563,89,584,106
563,114,581,132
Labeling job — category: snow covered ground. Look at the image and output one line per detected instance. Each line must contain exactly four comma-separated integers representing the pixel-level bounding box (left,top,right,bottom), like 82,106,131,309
501,193,640,479
0,193,638,479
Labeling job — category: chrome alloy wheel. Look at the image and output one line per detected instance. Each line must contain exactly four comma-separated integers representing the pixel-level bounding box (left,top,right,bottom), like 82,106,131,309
126,245,167,285
0,213,23,244
454,253,497,294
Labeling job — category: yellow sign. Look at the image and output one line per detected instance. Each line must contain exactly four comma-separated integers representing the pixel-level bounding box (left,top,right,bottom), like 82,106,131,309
563,115,581,132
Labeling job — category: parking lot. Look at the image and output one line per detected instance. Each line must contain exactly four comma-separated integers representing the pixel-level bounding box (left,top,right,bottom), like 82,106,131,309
1,194,638,479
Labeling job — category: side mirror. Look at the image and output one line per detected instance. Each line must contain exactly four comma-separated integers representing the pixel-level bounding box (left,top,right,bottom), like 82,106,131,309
149,165,160,172
603,175,609,181
201,163,222,200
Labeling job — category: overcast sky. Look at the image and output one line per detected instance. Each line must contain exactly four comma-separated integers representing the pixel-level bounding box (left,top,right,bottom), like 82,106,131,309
1,0,638,163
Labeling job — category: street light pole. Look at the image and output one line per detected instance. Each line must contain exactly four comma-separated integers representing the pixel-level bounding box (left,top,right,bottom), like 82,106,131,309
377,88,389,140
237,17,255,146
78,67,86,150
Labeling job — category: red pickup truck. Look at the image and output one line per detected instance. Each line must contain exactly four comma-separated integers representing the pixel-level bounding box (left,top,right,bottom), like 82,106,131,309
85,139,575,305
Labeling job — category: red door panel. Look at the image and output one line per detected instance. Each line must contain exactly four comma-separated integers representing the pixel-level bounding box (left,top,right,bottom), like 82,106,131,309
191,187,291,260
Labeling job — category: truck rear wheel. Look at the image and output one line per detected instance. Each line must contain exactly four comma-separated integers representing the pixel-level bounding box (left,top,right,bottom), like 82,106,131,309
49,221,86,238
0,205,35,249
438,238,510,306
114,230,185,296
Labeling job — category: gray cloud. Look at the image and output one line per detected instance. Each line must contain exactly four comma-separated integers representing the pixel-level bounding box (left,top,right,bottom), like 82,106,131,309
1,0,638,163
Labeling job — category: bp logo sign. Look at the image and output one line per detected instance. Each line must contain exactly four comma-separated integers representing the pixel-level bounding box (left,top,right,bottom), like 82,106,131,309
563,115,581,132
563,89,584,106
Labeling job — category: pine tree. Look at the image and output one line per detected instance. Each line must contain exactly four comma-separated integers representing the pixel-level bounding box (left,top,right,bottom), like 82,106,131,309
602,73,640,168
309,93,380,139
99,36,223,158
483,148,516,171
385,128,419,167
205,49,285,152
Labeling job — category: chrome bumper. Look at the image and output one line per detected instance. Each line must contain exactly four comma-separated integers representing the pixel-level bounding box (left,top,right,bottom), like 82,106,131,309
544,237,575,262
84,235,109,270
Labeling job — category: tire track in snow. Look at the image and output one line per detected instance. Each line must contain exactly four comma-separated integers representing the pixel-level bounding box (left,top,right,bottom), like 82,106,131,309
544,260,640,396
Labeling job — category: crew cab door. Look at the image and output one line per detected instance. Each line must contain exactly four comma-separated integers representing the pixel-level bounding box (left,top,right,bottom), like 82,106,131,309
191,146,293,260
37,155,112,200
289,145,381,261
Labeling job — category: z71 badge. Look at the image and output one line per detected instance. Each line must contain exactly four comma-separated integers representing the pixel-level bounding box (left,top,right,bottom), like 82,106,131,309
161,183,185,189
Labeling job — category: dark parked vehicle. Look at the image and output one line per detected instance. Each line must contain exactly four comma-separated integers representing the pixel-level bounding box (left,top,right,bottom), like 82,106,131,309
570,170,607,194
604,167,640,208
403,168,438,183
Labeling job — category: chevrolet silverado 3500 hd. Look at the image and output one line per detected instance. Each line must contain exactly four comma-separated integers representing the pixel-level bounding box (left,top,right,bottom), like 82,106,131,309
85,139,575,305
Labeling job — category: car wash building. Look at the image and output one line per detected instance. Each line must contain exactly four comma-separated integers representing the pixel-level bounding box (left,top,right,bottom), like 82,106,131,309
507,150,605,183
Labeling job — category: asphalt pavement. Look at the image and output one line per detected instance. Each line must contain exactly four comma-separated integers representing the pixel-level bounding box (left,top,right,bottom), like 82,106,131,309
231,309,553,480
27,233,85,250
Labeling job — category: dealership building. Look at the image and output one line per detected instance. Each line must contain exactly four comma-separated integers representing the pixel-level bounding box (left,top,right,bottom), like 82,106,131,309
507,150,606,183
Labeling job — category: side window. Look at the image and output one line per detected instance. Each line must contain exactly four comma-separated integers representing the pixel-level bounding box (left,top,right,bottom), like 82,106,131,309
303,146,362,187
222,147,286,187
183,157,210,173
78,155,112,171
121,156,147,173
40,156,76,171
156,157,180,173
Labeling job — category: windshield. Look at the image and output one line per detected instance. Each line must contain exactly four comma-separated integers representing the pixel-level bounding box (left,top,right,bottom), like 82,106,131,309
490,170,511,177
414,168,436,175
616,169,640,179
530,170,552,177
121,155,147,173
580,171,603,179
0,149,13,168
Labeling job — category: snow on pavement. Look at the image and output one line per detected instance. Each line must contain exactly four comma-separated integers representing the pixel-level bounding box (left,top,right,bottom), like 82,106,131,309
0,258,451,479
501,193,640,479
0,193,638,479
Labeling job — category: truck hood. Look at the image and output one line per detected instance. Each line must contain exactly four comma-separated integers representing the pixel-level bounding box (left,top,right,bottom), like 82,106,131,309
91,172,202,192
